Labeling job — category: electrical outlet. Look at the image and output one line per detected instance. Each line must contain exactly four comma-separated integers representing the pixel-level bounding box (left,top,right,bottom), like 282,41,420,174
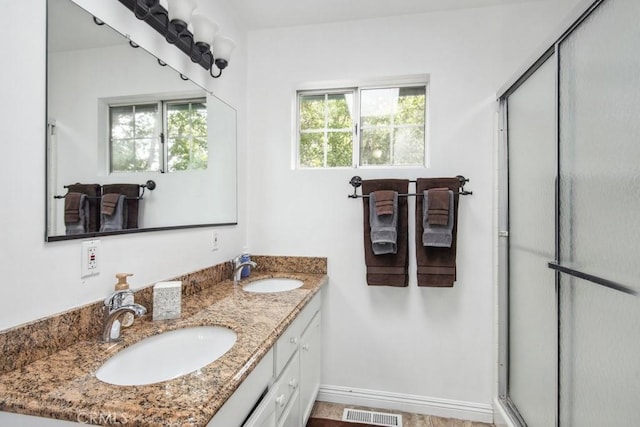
212,232,219,251
81,240,100,278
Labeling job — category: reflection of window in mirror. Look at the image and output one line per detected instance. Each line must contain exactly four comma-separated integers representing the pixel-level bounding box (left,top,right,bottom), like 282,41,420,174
108,97,208,173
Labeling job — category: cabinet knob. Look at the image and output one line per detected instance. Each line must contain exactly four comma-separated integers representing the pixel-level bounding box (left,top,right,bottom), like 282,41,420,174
302,343,310,351
276,394,285,407
288,378,298,389
290,337,298,345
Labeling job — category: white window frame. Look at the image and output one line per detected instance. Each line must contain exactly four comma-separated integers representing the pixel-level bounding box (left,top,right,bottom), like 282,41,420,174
293,75,429,169
99,92,207,175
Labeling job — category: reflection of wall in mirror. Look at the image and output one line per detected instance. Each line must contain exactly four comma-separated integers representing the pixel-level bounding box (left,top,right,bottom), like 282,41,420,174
48,13,237,236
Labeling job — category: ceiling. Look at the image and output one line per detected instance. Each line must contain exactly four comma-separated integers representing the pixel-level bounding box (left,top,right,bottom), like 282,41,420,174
225,0,545,30
48,0,546,53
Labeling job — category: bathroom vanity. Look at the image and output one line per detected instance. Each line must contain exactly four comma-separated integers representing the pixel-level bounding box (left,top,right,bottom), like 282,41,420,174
211,291,322,427
0,258,327,426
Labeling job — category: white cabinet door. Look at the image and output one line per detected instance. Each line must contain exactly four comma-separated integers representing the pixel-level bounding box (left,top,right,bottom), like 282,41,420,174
299,312,322,425
243,388,277,427
208,349,274,427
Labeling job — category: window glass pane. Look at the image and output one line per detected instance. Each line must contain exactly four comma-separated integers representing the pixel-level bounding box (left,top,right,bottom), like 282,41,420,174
360,128,391,165
111,138,159,172
327,131,353,167
167,100,208,172
299,132,325,167
110,106,134,139
327,93,353,129
110,104,159,172
361,88,397,127
393,127,425,165
298,92,354,168
300,95,326,130
397,86,426,125
111,139,134,171
360,86,426,166
134,106,157,138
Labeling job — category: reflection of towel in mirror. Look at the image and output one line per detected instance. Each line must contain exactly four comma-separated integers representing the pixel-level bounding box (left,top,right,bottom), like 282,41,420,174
64,192,89,235
100,194,128,232
101,184,140,229
66,183,101,232
369,191,398,255
423,189,454,247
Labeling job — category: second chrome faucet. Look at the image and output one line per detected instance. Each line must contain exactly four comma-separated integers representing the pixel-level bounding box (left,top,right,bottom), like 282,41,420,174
231,256,257,285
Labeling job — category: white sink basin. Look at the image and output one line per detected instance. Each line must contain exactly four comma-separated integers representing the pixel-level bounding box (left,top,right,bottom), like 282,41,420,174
96,326,236,386
243,278,303,293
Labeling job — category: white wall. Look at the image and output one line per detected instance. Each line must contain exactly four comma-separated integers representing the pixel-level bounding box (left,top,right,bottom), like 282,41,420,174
0,0,248,331
245,0,580,420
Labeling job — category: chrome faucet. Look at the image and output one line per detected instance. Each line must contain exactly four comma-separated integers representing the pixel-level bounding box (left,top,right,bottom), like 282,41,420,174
101,305,146,343
231,256,257,285
101,290,146,343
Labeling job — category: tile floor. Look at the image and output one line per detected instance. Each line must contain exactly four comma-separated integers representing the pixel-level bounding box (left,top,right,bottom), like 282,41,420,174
310,402,495,427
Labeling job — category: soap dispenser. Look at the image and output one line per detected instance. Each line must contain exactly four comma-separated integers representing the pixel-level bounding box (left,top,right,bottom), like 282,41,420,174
114,273,135,327
240,248,251,278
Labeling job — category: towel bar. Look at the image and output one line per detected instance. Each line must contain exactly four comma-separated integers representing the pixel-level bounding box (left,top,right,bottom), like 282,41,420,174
54,180,156,200
348,176,472,198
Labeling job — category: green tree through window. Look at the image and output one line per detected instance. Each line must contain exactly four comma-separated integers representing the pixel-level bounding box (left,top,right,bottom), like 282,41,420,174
109,98,208,173
299,92,354,167
167,101,208,172
297,82,426,168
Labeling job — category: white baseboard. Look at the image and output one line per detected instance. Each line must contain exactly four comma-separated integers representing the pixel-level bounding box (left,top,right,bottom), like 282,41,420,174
317,385,494,424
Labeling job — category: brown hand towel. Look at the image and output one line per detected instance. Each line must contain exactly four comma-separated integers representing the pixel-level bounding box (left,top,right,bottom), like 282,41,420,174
101,193,121,216
64,192,82,223
66,183,101,232
374,190,396,216
415,178,461,287
362,179,409,287
427,187,450,225
102,184,141,229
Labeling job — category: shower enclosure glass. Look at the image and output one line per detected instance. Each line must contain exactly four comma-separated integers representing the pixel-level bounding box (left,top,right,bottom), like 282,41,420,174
558,0,640,424
505,56,557,427
498,0,640,425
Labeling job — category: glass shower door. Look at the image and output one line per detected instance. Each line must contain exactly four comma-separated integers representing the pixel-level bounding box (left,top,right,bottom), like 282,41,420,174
558,0,640,424
506,56,557,426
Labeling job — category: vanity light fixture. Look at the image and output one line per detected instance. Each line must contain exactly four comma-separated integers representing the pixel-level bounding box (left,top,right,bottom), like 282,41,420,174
118,0,235,78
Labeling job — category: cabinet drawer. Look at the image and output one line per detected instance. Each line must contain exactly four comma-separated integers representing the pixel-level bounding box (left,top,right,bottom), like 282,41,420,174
277,390,300,427
274,355,300,421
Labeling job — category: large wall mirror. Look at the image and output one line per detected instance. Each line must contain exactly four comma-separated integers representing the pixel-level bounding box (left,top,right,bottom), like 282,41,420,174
46,0,237,242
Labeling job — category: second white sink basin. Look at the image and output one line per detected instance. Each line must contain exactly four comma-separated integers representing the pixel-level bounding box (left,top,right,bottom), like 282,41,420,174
96,326,236,386
243,278,303,293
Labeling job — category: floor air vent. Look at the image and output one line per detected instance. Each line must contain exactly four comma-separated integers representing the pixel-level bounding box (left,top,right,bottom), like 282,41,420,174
342,408,403,427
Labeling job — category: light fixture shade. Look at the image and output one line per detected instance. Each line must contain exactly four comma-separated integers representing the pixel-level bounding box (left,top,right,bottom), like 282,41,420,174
191,14,219,45
167,0,197,24
212,36,236,62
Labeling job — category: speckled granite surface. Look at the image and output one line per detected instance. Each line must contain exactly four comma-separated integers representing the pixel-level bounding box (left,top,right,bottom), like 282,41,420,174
0,256,327,426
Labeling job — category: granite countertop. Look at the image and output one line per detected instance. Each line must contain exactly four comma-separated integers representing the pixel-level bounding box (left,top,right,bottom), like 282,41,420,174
0,271,327,426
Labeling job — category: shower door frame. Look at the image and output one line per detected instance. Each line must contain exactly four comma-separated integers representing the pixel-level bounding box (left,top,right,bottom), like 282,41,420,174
495,0,634,425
